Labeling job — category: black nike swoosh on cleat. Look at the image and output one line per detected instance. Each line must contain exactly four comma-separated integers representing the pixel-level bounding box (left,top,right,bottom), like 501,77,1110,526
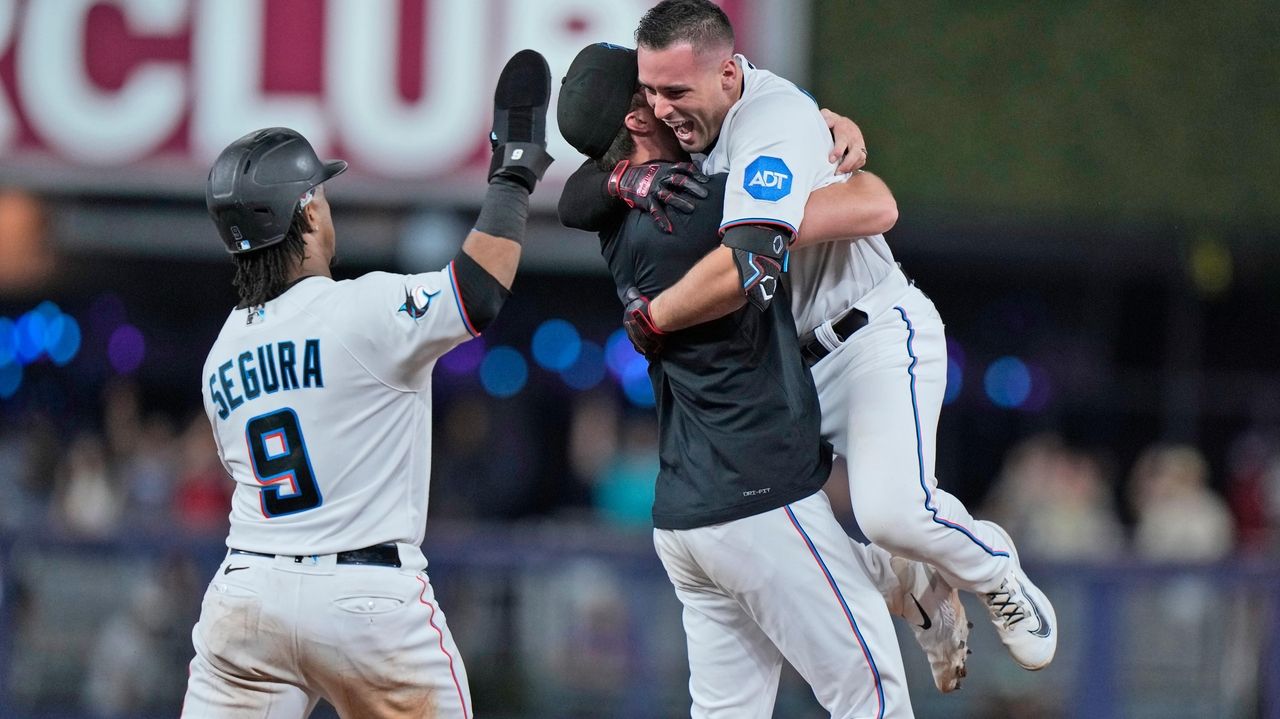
223,565,249,575
1020,580,1052,638
910,593,932,630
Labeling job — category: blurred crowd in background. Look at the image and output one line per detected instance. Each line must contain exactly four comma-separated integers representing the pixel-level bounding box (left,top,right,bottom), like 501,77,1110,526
5,374,1279,560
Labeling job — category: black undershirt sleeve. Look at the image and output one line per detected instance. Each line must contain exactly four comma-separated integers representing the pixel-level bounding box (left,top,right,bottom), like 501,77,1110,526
451,249,511,333
558,159,627,232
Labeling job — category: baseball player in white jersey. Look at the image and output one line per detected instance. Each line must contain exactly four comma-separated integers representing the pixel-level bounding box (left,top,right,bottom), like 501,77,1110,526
623,0,1058,687
181,50,554,718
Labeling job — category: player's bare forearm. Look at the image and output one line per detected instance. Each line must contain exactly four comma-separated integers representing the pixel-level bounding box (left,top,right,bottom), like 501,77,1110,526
648,245,746,331
794,171,898,249
461,232,521,289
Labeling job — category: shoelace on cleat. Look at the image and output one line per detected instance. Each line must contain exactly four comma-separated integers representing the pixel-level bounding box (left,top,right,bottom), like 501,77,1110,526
984,581,1027,629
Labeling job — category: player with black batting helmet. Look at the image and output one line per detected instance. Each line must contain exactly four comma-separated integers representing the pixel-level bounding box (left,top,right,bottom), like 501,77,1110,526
182,50,552,719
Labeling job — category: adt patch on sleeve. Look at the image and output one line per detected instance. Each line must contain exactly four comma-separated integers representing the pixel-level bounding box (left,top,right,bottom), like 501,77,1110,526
743,156,792,202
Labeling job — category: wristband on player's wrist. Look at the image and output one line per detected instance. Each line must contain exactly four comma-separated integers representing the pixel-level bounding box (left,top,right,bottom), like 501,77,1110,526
607,160,632,206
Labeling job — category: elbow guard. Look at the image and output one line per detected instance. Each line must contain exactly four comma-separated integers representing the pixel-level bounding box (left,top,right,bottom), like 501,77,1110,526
722,225,791,311
451,250,511,334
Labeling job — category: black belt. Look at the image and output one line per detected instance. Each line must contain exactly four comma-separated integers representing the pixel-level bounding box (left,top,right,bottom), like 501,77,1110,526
800,308,869,367
230,543,402,568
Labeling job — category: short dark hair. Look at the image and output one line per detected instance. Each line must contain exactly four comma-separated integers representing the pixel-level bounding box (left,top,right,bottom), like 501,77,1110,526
595,92,648,171
635,0,734,51
231,207,311,308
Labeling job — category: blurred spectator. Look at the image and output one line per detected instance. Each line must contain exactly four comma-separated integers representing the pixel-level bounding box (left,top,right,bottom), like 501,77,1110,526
591,414,658,530
51,433,123,538
0,416,58,531
1225,429,1279,554
173,412,231,536
119,413,178,528
567,391,621,486
83,576,181,716
431,396,536,520
1129,444,1234,561
983,433,1125,560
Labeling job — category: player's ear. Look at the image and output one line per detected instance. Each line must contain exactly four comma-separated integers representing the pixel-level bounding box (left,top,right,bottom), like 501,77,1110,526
301,196,321,233
719,56,738,92
624,109,648,134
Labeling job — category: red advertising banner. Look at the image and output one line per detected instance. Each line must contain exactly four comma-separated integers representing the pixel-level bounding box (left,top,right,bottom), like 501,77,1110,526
0,0,785,198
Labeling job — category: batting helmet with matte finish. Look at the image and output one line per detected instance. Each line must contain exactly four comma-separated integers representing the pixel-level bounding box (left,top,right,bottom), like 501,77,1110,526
206,127,347,254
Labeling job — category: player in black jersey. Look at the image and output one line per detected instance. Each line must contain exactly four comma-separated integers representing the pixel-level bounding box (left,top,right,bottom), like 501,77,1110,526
557,43,968,718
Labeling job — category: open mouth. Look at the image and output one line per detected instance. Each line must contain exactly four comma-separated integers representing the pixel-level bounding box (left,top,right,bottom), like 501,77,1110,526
668,120,695,144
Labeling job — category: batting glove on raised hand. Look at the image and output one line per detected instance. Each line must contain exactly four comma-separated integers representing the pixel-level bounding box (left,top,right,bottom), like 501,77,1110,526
607,160,710,234
488,50,554,192
622,287,665,357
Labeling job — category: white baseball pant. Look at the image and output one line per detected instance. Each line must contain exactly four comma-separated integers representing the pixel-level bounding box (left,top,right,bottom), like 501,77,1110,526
654,490,913,719
182,545,471,719
810,268,1013,594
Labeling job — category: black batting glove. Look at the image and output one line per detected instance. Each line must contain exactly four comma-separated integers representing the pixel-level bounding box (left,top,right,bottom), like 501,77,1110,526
607,160,710,234
488,50,554,192
622,287,665,357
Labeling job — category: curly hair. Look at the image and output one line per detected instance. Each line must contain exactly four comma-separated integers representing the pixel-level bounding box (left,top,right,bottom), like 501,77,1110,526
232,207,312,309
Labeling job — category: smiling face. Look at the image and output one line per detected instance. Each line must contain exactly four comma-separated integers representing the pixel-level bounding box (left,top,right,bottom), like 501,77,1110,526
637,41,740,153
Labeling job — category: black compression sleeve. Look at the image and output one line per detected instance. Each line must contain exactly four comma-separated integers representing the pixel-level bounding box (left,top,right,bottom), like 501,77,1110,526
721,224,792,259
558,159,627,232
452,249,512,333
473,177,529,244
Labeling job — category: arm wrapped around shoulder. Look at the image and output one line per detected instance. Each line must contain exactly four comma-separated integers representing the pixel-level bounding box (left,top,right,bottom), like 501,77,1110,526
721,224,791,311
452,249,512,333
558,159,622,232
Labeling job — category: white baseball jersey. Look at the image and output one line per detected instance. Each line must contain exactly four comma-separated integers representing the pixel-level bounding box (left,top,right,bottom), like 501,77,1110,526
201,268,476,556
702,54,898,335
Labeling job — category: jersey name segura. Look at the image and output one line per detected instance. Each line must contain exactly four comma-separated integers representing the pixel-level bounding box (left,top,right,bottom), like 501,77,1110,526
209,339,324,420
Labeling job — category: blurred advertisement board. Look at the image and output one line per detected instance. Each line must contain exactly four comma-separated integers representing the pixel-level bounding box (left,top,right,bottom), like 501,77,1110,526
0,0,806,202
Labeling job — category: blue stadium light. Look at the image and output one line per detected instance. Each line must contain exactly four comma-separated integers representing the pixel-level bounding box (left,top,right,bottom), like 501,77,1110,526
0,317,14,366
622,360,654,408
479,346,528,398
46,313,82,366
560,340,605,391
944,357,963,405
531,318,582,371
984,356,1032,409
14,309,47,364
604,328,640,380
0,359,21,399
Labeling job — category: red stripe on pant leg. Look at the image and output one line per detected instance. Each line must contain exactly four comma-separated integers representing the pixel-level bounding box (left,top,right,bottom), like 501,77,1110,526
417,575,470,719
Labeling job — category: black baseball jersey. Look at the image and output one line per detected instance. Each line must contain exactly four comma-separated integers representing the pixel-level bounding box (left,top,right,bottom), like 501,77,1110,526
599,172,832,530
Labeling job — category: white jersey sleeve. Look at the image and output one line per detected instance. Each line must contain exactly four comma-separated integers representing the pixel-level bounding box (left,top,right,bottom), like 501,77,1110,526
322,263,478,390
717,87,836,236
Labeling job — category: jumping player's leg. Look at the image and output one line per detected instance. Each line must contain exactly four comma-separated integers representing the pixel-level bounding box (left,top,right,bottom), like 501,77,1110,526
820,286,1056,669
655,530,785,719
847,539,970,693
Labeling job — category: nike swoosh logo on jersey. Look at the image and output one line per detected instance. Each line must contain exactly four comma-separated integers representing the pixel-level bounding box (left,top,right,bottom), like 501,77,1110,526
223,565,249,575
1021,580,1052,638
910,593,932,631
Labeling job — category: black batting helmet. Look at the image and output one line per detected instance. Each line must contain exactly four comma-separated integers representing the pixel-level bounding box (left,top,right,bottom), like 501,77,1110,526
206,128,347,254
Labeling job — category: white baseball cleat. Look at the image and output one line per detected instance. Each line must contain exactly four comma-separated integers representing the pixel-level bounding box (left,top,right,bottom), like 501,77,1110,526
979,521,1057,670
893,557,970,693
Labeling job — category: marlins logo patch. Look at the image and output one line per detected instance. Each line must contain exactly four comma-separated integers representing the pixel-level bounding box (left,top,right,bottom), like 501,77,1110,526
399,285,440,320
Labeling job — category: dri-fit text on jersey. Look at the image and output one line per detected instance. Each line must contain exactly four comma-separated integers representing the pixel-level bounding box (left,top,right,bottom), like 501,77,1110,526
209,339,323,421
